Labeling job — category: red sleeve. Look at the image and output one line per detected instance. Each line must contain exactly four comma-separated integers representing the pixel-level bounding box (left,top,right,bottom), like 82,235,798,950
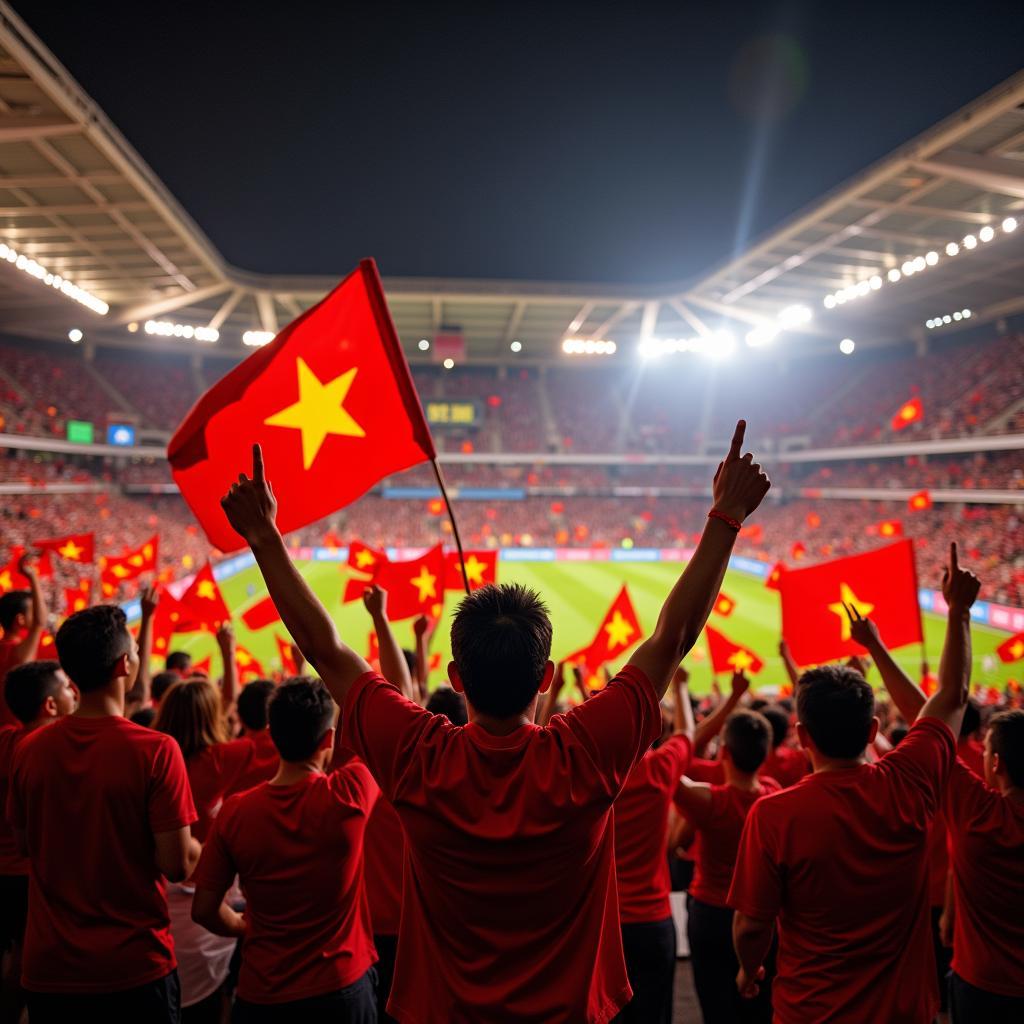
727,799,782,921
943,756,995,829
552,666,662,797
191,810,236,895
330,758,380,815
341,672,439,801
673,780,719,827
5,745,25,831
649,734,693,790
689,757,726,784
877,717,956,824
148,736,198,833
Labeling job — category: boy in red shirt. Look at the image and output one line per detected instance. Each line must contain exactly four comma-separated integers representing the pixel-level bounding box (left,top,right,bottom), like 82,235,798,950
758,705,809,788
729,544,979,1024
224,679,280,795
192,677,379,1021
676,707,778,1023
0,660,76,1018
218,425,769,1022
0,558,48,727
7,604,199,1024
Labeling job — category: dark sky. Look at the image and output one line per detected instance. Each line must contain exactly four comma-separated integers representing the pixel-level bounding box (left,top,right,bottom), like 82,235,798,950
11,1,1024,285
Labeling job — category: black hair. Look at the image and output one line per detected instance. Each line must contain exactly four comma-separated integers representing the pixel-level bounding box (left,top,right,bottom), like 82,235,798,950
450,584,552,718
889,724,909,746
166,651,192,673
749,698,769,712
151,671,179,704
796,664,875,759
426,685,468,726
723,709,772,772
990,709,1024,788
0,591,30,632
761,705,790,749
130,706,157,729
959,699,981,739
402,648,417,677
4,660,63,724
55,605,132,693
238,679,276,731
268,678,334,762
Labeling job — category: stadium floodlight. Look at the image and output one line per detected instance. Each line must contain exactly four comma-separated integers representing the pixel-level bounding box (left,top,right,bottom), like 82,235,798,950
242,330,275,347
869,275,882,290
418,338,430,351
145,320,219,342
564,338,615,356
962,308,971,318
901,260,915,276
943,315,952,324
1003,217,1017,233
963,234,977,250
705,329,736,358
926,319,935,329
952,311,962,321
823,294,837,309
945,242,960,256
925,251,939,267
912,256,926,273
839,338,855,355
745,323,778,347
978,225,995,243
510,340,523,353
443,358,455,369
778,304,812,327
0,241,109,315
68,328,83,343
887,268,901,283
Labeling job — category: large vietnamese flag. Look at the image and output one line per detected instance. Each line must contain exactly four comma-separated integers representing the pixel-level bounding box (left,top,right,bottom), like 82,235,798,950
343,544,446,621
779,540,923,665
35,533,94,564
705,625,765,676
564,585,644,680
168,260,436,552
444,550,497,591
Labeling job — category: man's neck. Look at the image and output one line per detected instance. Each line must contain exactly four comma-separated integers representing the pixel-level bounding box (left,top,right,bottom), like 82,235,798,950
25,715,56,734
468,709,534,735
270,758,322,786
724,764,761,790
810,752,867,773
75,690,124,719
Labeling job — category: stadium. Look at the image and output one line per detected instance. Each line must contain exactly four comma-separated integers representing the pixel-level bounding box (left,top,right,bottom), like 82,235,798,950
0,2,1023,1022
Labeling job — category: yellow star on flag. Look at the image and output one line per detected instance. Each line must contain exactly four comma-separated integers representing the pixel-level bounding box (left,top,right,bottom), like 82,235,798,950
264,358,365,470
143,544,153,560
237,650,252,666
73,598,86,611
58,539,84,560
111,564,130,579
355,549,377,569
728,649,756,671
0,570,12,591
129,554,144,567
463,555,487,586
196,580,217,601
410,567,438,602
605,610,636,650
828,583,875,642
1011,640,1024,660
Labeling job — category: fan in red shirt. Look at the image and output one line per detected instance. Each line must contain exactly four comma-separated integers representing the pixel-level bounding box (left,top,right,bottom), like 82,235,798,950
0,559,48,727
758,705,810,788
611,665,695,1023
956,699,986,778
0,660,76,1020
729,546,979,1024
6,605,198,1023
192,677,380,1019
218,426,770,1022
675,698,779,1024
224,679,281,797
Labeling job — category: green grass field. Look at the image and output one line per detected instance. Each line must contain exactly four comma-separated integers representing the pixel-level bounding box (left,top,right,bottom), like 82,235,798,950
167,559,1019,694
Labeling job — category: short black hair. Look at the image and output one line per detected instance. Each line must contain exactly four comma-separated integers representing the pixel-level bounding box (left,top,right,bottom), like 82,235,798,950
56,605,132,693
723,709,772,772
130,706,156,729
796,665,875,759
761,705,790,749
426,685,468,726
166,651,192,673
990,709,1024,788
151,671,179,703
268,678,334,762
960,699,981,739
889,724,909,746
450,584,552,718
0,591,30,632
238,679,276,731
4,660,63,724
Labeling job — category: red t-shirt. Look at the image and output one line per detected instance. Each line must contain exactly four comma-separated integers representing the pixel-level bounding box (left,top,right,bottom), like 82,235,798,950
957,737,985,779
760,745,809,789
614,734,692,923
363,795,405,936
185,740,257,841
945,757,1024,996
342,666,662,1024
0,636,23,728
689,756,725,784
0,724,28,874
193,764,379,1004
7,714,196,993
728,717,955,1024
925,812,949,908
224,730,280,797
681,777,781,908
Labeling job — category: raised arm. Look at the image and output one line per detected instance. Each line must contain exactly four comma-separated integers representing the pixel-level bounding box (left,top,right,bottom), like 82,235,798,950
363,585,415,701
216,622,240,711
778,638,800,688
695,671,749,755
537,660,567,726
12,555,47,664
220,445,370,709
672,664,695,741
126,584,158,712
849,610,925,724
412,614,432,704
628,421,770,699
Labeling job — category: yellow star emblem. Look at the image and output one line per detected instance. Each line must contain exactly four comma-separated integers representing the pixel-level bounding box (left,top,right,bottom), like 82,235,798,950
143,544,153,560
129,554,144,567
73,597,86,611
196,580,217,601
355,549,377,569
463,555,487,586
237,649,252,666
828,583,875,642
58,539,84,560
0,569,12,590
1010,640,1024,659
111,563,130,579
410,567,437,602
605,610,636,650
728,649,755,671
264,358,365,470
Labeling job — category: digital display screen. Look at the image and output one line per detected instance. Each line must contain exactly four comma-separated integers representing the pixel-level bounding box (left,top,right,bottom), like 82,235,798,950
107,424,136,446
425,400,478,427
66,420,94,444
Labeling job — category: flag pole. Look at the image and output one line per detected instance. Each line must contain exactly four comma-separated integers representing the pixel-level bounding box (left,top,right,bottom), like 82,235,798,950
431,458,471,596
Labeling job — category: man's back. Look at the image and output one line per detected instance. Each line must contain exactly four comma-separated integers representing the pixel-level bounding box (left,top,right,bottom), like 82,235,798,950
729,718,955,1024
0,724,28,875
342,666,662,1024
7,714,195,993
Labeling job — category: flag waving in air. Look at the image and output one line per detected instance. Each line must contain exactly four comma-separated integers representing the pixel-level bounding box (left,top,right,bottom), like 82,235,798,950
779,539,923,666
444,550,497,591
344,544,446,621
177,563,231,633
908,490,933,512
705,626,765,676
996,631,1024,664
564,585,643,678
713,592,737,617
169,260,436,552
891,397,924,431
35,533,94,564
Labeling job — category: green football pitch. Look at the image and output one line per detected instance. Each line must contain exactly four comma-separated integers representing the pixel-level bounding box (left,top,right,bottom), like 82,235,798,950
168,559,1019,695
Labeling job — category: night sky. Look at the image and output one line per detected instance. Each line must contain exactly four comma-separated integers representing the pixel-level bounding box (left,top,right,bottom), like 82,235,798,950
11,1,1024,285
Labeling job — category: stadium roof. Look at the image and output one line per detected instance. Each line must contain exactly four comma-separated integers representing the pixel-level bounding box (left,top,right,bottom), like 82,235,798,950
0,1,1022,360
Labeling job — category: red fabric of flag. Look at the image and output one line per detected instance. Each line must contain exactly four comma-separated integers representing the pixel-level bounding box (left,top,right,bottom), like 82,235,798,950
564,585,643,673
908,490,933,512
705,625,764,675
713,592,736,617
242,595,281,630
235,646,265,682
35,533,94,564
996,632,1024,664
64,579,92,617
872,519,904,538
275,634,299,677
372,544,446,621
444,550,497,591
891,397,924,431
347,540,387,574
764,562,786,592
779,540,922,666
791,542,807,561
191,655,212,677
168,260,436,553
101,535,159,586
177,563,231,632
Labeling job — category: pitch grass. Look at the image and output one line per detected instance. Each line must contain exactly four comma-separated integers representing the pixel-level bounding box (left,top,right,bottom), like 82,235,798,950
172,559,1020,695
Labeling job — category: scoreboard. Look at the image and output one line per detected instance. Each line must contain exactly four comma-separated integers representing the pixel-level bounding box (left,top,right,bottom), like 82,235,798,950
425,400,479,427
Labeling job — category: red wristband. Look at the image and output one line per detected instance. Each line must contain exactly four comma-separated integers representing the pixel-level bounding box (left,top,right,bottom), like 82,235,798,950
708,509,742,531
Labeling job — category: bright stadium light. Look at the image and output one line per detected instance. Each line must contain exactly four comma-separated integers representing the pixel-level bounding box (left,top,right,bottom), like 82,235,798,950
564,338,615,356
823,294,837,309
1003,217,1018,233
418,338,430,351
745,323,778,347
946,241,960,256
68,328,83,343
925,251,939,266
145,320,218,342
901,260,915,276
869,275,882,290
839,338,855,355
443,358,455,370
887,268,901,283
0,241,109,315
912,256,926,273
242,330,275,347
963,234,977,249
962,308,971,318
510,340,523,353
979,225,995,243
926,319,935,329
778,304,812,327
